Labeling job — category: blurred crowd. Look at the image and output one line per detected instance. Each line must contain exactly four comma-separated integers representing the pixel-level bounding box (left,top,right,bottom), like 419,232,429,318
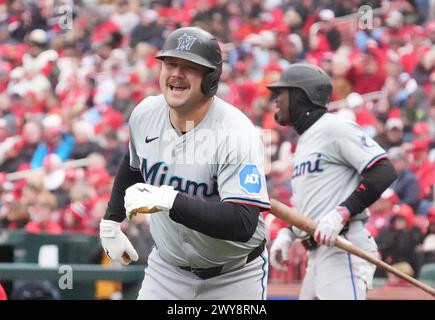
0,0,434,281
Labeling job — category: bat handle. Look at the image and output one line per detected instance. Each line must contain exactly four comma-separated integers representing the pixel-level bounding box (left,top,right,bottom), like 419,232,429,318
336,237,435,297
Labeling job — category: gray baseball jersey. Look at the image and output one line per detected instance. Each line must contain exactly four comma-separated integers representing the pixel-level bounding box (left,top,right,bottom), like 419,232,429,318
128,95,270,269
291,113,387,224
292,113,385,299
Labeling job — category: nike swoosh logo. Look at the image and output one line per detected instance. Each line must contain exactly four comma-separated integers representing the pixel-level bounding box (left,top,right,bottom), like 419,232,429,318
145,136,159,143
137,186,149,192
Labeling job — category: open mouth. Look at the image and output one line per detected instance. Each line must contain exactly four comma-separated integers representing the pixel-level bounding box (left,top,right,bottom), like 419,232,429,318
168,84,188,92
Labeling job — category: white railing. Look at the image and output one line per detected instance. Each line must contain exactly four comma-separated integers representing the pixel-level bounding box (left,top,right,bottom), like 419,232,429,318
5,158,90,181
327,89,387,111
309,6,387,48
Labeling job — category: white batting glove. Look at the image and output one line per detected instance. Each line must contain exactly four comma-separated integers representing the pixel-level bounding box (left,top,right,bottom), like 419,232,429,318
314,207,350,247
124,183,178,219
270,228,295,272
100,219,139,265
289,225,308,239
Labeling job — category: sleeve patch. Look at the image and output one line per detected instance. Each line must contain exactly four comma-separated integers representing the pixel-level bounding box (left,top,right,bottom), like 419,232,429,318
360,134,376,148
239,164,262,194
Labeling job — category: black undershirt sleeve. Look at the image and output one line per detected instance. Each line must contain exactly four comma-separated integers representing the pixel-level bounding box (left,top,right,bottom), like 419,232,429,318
169,193,260,242
105,152,144,222
340,158,398,217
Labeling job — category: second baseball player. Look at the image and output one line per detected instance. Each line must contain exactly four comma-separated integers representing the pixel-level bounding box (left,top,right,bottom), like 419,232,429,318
268,64,398,300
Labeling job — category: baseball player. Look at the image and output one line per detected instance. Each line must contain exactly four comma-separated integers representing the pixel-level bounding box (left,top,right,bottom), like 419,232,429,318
267,64,398,300
99,27,270,300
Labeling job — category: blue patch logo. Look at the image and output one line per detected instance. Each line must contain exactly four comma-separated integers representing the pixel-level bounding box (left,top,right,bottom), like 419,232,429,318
239,165,262,194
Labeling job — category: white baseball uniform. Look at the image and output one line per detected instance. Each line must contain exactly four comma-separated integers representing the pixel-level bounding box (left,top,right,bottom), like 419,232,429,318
128,95,270,300
291,113,386,300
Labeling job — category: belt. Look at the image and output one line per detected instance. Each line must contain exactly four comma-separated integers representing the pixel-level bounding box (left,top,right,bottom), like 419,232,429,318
301,222,350,251
179,239,266,280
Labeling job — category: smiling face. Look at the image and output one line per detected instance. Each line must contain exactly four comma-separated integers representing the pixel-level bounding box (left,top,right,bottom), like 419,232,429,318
159,57,210,111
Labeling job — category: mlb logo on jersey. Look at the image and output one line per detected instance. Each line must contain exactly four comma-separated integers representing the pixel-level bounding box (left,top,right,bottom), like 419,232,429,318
239,165,262,194
360,134,375,148
176,33,197,51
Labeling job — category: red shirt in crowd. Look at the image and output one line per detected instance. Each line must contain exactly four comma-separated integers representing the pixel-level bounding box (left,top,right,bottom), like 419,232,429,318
410,160,435,199
25,221,63,235
0,283,7,300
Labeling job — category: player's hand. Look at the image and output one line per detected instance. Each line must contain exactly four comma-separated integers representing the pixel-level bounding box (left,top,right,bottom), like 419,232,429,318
124,183,178,220
314,207,350,246
100,219,138,265
289,225,308,239
270,228,294,272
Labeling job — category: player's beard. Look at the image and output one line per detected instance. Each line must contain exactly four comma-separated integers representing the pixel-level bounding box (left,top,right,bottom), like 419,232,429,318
274,112,285,125
164,83,202,108
167,92,209,114
272,88,292,126
274,106,292,126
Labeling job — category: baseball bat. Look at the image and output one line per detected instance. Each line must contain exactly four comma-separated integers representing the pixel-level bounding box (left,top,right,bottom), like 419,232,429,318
270,199,435,298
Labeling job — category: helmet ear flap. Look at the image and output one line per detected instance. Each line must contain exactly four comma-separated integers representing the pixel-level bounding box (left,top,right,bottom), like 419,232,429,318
201,67,222,97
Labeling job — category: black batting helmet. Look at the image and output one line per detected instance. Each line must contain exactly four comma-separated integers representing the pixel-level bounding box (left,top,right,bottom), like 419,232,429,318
156,27,223,97
266,63,332,107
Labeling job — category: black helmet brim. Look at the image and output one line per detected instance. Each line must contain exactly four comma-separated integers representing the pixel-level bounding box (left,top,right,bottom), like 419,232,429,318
156,50,216,70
